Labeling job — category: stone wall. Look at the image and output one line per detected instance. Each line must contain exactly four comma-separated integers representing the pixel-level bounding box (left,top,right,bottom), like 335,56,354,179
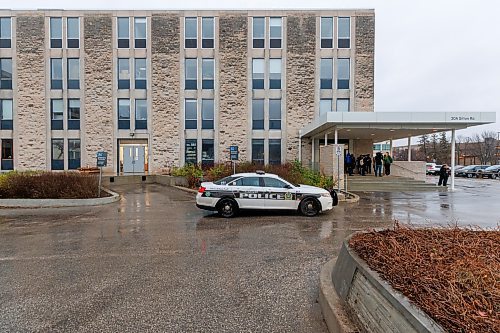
16,15,47,170
354,15,375,112
150,14,181,172
83,14,114,171
286,15,316,162
218,15,248,161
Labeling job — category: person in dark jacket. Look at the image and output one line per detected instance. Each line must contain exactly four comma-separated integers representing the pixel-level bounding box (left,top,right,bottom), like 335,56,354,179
383,152,393,176
438,164,449,186
374,152,383,177
364,155,372,174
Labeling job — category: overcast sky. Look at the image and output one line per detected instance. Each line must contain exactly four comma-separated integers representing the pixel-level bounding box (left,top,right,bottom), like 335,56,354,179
3,0,500,142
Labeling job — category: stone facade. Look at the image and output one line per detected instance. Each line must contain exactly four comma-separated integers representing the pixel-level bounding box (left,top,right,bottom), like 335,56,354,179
150,14,181,172
354,15,375,112
15,15,47,170
218,14,248,161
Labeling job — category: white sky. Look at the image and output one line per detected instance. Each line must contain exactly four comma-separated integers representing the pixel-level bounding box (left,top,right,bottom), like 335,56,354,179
3,0,500,143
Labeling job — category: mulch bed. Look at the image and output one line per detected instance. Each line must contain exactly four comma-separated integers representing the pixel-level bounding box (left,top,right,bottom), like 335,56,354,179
349,224,499,333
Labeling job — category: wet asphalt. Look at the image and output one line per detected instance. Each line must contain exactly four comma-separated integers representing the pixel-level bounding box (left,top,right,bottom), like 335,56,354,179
0,177,498,332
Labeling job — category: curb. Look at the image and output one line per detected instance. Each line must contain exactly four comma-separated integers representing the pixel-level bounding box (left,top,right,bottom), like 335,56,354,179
172,185,198,194
340,190,359,203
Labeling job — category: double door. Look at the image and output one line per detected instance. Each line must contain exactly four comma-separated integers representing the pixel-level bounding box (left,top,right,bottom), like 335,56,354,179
123,146,145,173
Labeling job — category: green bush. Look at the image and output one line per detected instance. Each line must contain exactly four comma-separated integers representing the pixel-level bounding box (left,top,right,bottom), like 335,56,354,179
171,164,203,188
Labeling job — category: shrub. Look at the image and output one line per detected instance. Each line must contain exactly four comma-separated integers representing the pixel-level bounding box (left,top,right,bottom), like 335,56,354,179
171,164,203,188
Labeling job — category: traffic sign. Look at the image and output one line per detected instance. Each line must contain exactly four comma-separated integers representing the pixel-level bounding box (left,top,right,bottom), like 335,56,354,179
335,146,342,156
230,145,239,161
96,151,107,167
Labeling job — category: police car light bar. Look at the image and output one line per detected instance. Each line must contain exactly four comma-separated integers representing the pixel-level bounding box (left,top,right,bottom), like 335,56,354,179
255,170,265,175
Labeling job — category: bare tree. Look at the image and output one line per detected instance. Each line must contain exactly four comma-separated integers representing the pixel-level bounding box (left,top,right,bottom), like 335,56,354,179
469,131,497,165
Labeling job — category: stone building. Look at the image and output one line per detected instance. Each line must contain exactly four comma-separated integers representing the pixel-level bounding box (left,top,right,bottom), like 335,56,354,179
0,9,375,173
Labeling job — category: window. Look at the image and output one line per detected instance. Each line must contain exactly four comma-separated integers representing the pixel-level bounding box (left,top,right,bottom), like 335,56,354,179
0,99,13,130
202,58,214,89
185,58,197,90
51,139,64,170
320,17,334,48
338,17,350,48
202,17,214,48
67,17,79,48
234,177,261,187
118,99,130,129
0,58,12,89
67,99,80,130
135,58,147,89
185,99,197,129
135,99,147,130
0,17,11,48
50,17,62,48
252,17,265,48
202,139,214,166
51,99,64,130
269,17,282,48
336,98,350,112
337,58,350,89
67,58,80,89
1,139,13,170
269,99,281,130
269,139,281,165
263,177,288,188
252,59,264,89
134,17,147,48
185,17,197,48
319,99,332,115
201,99,214,129
320,58,333,89
50,58,63,90
118,58,130,89
185,139,197,165
68,139,81,170
269,58,281,89
252,139,264,164
252,99,264,130
117,17,130,48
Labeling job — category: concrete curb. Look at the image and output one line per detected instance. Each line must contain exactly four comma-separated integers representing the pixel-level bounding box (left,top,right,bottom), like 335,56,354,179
0,188,120,208
173,185,198,194
340,190,359,203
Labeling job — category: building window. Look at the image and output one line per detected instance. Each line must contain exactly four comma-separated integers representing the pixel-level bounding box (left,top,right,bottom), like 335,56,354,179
1,139,13,170
185,58,197,90
252,139,264,164
201,99,214,129
134,17,147,48
202,139,214,166
320,58,333,89
252,99,264,130
185,99,197,129
51,139,64,170
67,17,79,48
269,17,282,48
51,99,64,130
336,98,350,112
269,139,281,165
117,17,130,48
201,17,214,48
50,17,62,48
50,58,63,90
67,58,80,89
320,99,332,115
338,17,350,49
135,99,147,130
269,58,282,89
337,58,350,89
320,17,334,48
185,17,197,48
185,139,197,165
134,58,147,89
118,58,130,89
202,58,214,89
68,139,81,170
252,59,264,89
67,99,80,130
0,99,13,130
269,99,281,130
0,58,12,89
252,17,265,48
118,99,130,129
0,17,11,48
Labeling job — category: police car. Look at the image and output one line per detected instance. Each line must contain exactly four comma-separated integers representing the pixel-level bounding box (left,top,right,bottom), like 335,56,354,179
196,171,338,218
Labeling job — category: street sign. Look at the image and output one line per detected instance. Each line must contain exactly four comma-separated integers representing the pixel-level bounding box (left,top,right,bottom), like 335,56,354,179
230,145,239,161
96,151,108,167
335,146,342,156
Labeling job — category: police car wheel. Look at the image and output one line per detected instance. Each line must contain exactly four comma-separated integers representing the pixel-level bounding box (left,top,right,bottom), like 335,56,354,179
217,198,238,218
300,198,320,217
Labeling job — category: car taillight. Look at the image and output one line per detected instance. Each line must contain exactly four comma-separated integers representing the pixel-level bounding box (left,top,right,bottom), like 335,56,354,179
198,186,206,193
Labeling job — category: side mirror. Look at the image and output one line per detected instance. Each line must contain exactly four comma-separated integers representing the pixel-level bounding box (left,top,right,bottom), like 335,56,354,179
285,184,293,189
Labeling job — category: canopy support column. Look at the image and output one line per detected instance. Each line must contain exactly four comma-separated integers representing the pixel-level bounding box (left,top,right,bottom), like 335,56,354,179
324,132,328,145
334,127,338,145
451,129,456,191
312,137,315,169
407,137,412,161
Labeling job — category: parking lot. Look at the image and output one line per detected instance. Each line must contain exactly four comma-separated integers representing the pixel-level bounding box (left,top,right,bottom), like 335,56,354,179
0,179,498,332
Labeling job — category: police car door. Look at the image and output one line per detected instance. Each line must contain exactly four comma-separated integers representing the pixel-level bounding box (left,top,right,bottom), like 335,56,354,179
231,176,265,209
262,177,296,210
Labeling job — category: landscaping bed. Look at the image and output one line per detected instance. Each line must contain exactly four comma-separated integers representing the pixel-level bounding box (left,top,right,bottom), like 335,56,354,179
349,225,499,333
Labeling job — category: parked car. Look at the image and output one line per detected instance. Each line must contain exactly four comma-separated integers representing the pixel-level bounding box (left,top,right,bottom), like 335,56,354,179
455,165,477,177
464,165,490,178
429,164,443,176
476,165,500,179
426,163,436,175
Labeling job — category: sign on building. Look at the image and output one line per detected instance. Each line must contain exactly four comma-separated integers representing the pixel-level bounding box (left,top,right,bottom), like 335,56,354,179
96,151,108,167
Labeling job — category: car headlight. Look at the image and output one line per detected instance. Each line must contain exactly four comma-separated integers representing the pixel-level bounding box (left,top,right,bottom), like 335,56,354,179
321,193,331,197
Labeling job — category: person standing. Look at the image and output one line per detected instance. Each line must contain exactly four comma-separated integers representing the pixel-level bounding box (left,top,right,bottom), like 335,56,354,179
359,155,365,176
383,152,393,176
345,153,352,176
438,164,449,186
365,155,372,174
374,152,383,177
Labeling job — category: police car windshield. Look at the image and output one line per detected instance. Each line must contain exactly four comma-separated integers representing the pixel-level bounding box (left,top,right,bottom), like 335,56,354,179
214,176,240,185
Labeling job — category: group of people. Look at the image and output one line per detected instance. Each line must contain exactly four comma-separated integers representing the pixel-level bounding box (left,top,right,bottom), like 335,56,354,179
345,152,393,177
